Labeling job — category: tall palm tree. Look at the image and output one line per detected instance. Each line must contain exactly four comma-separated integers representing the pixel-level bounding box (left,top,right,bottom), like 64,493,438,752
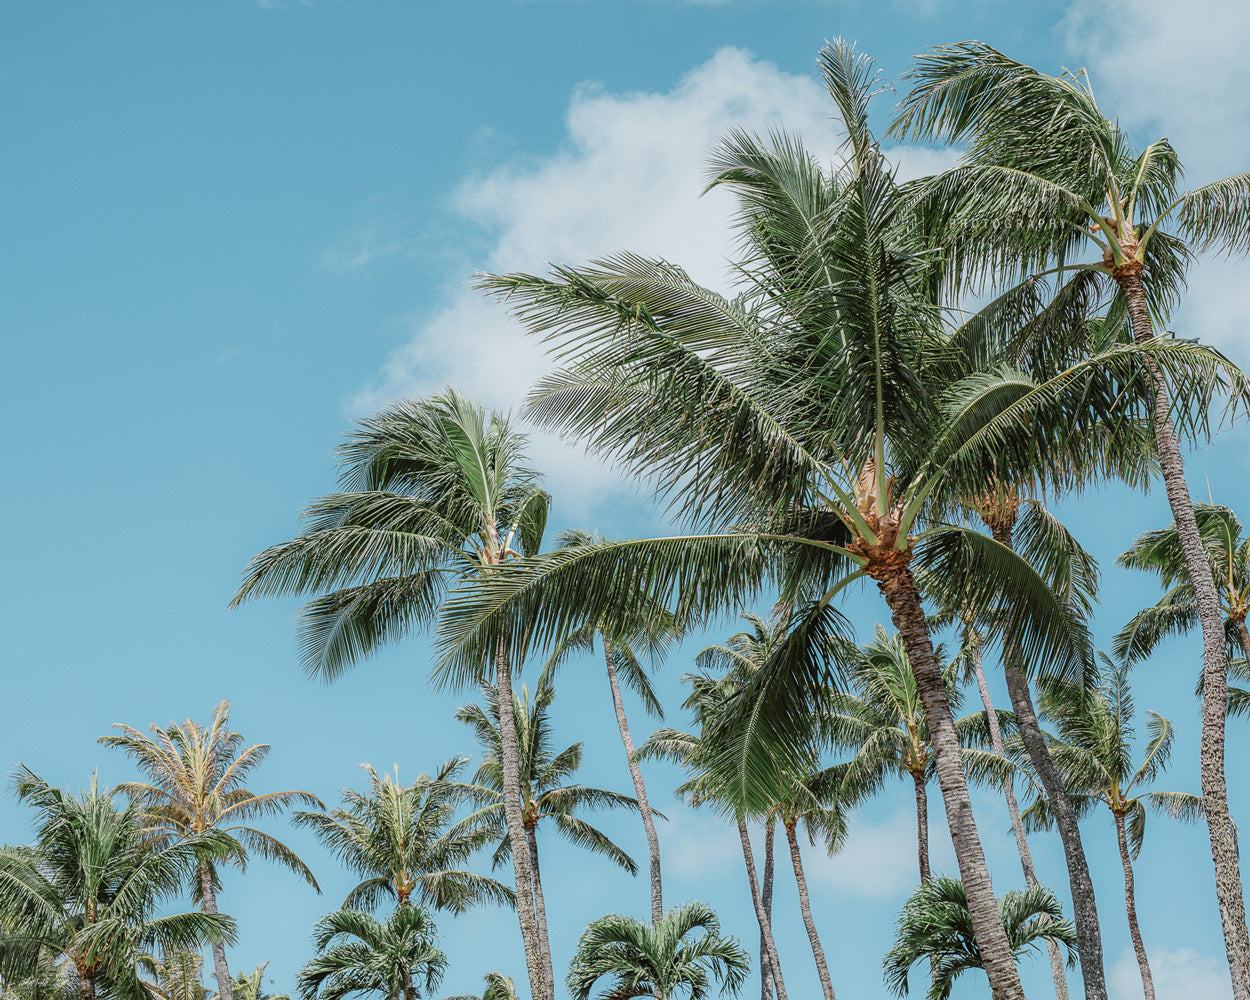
893,46,1250,994
231,390,554,1000
883,877,1075,1000
540,528,671,925
449,41,1185,998
292,759,511,915
1022,659,1205,1000
567,902,750,1000
295,908,445,1000
457,676,641,992
0,769,234,1000
101,701,321,1000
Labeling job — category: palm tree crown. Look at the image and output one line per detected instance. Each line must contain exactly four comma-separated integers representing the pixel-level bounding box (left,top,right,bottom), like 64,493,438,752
296,907,446,1000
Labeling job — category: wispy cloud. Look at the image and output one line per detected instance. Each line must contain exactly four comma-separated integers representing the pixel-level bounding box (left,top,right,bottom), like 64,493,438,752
1109,945,1233,1000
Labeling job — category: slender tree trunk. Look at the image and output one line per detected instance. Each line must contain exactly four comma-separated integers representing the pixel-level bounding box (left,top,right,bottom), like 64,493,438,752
1114,811,1155,1000
760,818,777,1000
495,641,553,1000
525,824,555,996
198,858,234,1000
1119,269,1249,999
971,639,1071,1000
602,638,663,924
875,566,1025,1000
737,820,788,1000
784,821,836,1000
76,965,94,1000
912,769,930,883
988,517,1107,1000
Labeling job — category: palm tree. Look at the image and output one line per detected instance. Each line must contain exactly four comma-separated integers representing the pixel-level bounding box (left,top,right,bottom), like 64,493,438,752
0,769,234,1000
444,973,518,1000
231,390,554,1000
295,908,445,1000
231,963,291,1000
292,759,511,914
540,528,671,925
0,947,78,1000
892,45,1250,994
884,876,1075,1000
1022,659,1205,1000
137,951,208,1000
451,41,1172,998
101,701,322,1000
457,675,641,985
567,902,750,1000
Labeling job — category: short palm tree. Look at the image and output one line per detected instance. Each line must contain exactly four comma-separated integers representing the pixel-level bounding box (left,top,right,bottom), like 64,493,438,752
893,44,1250,992
443,972,518,1000
567,902,750,1000
0,769,234,1000
457,676,640,976
292,758,511,914
884,876,1075,1000
1023,659,1204,1000
231,963,290,1000
137,950,208,1000
296,907,445,1000
101,701,321,1000
232,390,554,1000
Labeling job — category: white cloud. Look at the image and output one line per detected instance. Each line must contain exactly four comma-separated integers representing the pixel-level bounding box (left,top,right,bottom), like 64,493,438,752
1109,945,1233,1000
802,807,956,899
661,806,744,878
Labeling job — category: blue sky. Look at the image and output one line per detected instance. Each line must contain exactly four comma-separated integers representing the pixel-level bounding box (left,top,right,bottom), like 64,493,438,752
3,2,1250,999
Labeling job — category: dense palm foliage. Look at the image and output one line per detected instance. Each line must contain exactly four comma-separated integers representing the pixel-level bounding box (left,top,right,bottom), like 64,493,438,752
567,902,750,1000
101,701,321,1000
295,908,445,1000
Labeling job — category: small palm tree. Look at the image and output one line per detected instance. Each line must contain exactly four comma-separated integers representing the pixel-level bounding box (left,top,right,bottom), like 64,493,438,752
138,950,208,1000
884,877,1075,1000
1022,659,1204,1000
293,758,511,914
567,902,750,1000
231,963,290,1000
457,676,640,971
296,908,445,1000
101,701,322,1000
0,769,234,1000
443,973,517,1000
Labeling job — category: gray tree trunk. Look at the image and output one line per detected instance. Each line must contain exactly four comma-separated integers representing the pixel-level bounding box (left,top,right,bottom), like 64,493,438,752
912,769,930,883
525,824,555,996
1114,811,1155,1000
1120,269,1249,1000
760,818,777,1000
784,821,836,1000
738,820,788,1000
198,859,234,1000
875,568,1025,1000
602,638,663,924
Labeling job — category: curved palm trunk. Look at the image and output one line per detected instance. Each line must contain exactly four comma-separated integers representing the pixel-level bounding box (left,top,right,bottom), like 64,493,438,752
198,859,234,1000
737,819,787,1000
524,824,555,995
602,638,663,924
988,518,1106,1000
1120,269,1249,999
760,818,777,1000
911,769,930,883
1114,811,1155,1000
971,641,1071,1000
875,566,1025,1000
494,641,553,1000
784,821,836,1000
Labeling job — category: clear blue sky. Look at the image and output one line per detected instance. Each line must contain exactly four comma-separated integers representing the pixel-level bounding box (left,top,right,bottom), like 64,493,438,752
3,3,1249,999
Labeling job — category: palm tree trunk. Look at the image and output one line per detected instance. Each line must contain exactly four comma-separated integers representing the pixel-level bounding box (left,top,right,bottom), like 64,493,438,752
760,817,777,1000
970,639,1070,1000
198,858,234,1000
784,820,836,1000
494,640,553,1000
737,819,788,1000
912,769,930,883
1119,269,1249,1000
988,518,1107,1000
76,965,94,1000
1114,811,1155,1000
602,638,663,924
525,823,556,996
874,565,1025,1000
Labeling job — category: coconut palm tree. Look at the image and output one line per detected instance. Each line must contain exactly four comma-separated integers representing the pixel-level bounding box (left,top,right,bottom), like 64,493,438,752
456,675,641,991
231,390,554,1000
296,908,445,1000
0,947,78,1000
100,701,320,1000
884,877,1075,1000
892,45,1250,994
0,769,234,1000
292,759,511,915
444,973,518,1000
137,951,208,1000
540,528,672,925
230,963,290,1000
1021,658,1205,1000
567,902,750,1000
